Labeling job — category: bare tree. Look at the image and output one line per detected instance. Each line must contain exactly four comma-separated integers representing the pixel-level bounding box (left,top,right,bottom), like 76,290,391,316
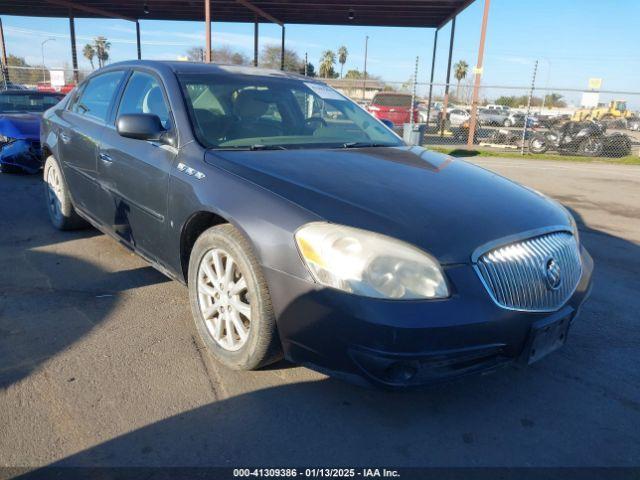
186,47,205,62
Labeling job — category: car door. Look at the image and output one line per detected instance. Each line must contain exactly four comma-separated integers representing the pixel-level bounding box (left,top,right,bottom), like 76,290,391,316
98,69,177,262
57,70,126,216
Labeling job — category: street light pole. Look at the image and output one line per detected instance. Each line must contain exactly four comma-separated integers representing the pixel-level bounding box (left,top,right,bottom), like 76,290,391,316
362,35,369,101
41,38,55,83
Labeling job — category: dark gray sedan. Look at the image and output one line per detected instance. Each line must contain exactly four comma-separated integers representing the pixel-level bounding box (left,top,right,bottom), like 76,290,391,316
40,61,593,388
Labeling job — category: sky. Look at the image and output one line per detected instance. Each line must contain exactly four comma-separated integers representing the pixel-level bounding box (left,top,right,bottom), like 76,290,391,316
2,0,639,108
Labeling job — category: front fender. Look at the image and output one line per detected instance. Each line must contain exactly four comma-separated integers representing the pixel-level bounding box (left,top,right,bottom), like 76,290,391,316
165,145,321,282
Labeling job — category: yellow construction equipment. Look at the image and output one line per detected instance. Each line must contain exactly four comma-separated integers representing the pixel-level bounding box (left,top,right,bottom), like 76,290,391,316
572,100,633,121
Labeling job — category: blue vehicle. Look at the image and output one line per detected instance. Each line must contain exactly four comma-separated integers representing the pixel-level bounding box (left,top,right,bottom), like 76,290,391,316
0,90,64,173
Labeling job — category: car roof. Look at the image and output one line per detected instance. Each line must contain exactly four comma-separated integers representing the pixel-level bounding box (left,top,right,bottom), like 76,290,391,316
103,59,312,82
373,92,411,97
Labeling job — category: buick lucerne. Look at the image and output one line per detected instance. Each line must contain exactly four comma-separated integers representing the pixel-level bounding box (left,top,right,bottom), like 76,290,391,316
40,61,593,388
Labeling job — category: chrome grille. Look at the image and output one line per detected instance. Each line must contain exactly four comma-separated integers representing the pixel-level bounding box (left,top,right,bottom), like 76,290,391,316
475,231,582,312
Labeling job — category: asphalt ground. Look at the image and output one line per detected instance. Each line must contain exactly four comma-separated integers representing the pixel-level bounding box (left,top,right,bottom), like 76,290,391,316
1,157,639,470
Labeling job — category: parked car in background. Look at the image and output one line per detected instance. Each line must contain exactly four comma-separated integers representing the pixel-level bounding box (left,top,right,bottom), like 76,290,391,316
504,112,539,128
36,81,76,95
367,92,418,127
479,108,509,126
41,61,593,388
0,89,65,173
440,108,470,128
486,104,510,113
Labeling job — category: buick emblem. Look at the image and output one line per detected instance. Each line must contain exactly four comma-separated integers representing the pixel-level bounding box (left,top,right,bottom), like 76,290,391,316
544,258,562,290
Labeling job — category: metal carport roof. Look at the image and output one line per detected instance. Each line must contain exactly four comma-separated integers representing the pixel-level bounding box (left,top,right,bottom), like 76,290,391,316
0,0,474,29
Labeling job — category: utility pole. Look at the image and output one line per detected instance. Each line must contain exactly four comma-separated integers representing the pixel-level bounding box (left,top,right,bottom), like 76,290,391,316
410,56,419,131
362,35,369,101
521,60,538,155
467,0,491,146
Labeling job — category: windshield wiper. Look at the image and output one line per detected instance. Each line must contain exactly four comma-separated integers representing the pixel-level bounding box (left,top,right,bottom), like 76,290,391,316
212,144,287,151
248,144,287,151
341,142,392,149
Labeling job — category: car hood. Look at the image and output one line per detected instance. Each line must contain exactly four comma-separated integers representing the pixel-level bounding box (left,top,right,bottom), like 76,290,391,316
0,113,41,140
205,146,570,264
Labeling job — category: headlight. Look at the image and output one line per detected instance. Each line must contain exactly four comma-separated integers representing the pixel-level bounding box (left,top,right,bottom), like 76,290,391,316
295,222,449,300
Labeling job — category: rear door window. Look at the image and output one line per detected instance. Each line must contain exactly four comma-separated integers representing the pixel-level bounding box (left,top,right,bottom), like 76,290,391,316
70,70,125,123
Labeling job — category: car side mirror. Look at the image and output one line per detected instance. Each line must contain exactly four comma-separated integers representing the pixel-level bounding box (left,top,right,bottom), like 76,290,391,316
116,113,166,142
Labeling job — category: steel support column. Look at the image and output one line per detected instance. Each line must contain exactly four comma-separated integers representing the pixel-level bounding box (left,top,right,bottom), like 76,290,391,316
69,13,79,83
425,29,438,127
440,16,455,135
253,15,258,67
204,0,211,62
280,25,285,70
467,0,491,146
136,20,141,59
0,17,8,85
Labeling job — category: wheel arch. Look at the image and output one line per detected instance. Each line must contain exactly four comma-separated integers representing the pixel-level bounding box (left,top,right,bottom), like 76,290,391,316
179,210,230,284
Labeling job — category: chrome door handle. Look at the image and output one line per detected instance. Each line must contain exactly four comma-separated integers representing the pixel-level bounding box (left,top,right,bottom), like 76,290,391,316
99,152,113,163
60,132,70,143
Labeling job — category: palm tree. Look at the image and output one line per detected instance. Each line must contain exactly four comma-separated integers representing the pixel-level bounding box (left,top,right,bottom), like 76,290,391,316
82,44,96,70
94,36,111,68
337,46,348,78
319,50,336,78
453,60,469,101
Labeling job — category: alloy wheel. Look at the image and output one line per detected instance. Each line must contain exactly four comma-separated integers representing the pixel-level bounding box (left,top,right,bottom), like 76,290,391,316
46,164,63,222
197,248,251,352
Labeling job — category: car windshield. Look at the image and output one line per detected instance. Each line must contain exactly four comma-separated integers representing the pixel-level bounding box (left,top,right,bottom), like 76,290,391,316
0,92,63,113
179,74,403,150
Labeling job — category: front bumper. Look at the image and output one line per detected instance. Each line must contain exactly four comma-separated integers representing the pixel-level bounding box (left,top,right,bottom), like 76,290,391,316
0,139,42,174
265,246,593,388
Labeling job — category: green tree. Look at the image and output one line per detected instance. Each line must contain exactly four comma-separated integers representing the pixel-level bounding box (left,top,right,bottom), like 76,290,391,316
299,62,316,77
82,44,96,70
319,50,336,78
6,54,42,84
337,45,348,78
344,69,363,79
544,92,566,108
453,60,469,101
93,36,111,68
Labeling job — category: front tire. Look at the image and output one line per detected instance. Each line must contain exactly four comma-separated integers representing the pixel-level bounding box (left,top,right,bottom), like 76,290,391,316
188,224,282,370
579,137,604,157
529,135,549,153
43,156,88,230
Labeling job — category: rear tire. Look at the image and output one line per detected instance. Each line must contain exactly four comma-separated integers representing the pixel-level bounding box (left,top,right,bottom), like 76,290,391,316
43,156,88,230
188,224,282,371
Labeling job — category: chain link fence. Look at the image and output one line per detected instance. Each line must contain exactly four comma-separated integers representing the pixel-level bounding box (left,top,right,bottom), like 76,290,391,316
1,64,638,160
326,78,640,160
1,65,91,93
